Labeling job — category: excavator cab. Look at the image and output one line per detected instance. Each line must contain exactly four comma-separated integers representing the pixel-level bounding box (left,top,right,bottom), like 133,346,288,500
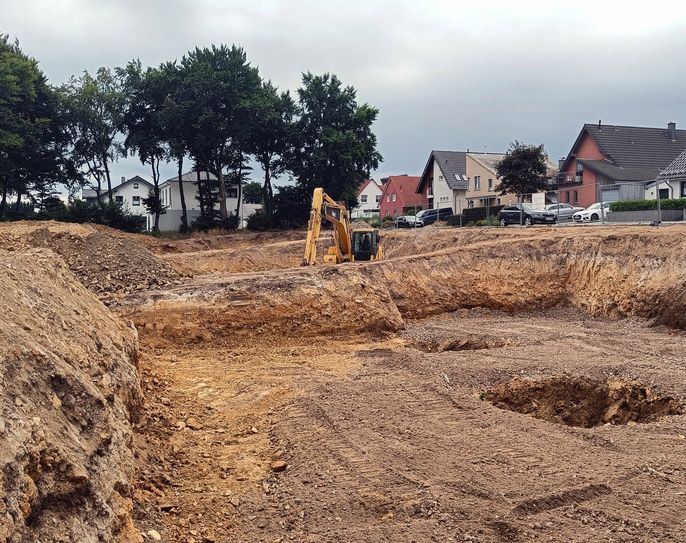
351,229,381,262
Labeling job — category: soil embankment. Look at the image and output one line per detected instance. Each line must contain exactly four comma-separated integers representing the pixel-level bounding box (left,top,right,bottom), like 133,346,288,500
0,249,143,542
124,227,686,343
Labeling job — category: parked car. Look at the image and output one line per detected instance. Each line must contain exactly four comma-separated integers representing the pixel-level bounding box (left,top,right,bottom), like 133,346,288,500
498,203,557,226
395,215,425,228
415,207,453,225
572,202,613,222
544,203,584,221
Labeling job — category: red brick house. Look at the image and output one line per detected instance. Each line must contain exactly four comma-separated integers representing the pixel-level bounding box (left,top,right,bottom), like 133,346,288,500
379,175,426,218
558,122,686,208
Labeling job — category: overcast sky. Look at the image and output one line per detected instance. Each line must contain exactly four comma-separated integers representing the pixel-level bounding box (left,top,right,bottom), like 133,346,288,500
4,0,686,186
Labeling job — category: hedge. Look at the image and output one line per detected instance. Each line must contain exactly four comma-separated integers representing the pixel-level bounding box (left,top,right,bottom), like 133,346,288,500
462,204,504,222
610,198,686,212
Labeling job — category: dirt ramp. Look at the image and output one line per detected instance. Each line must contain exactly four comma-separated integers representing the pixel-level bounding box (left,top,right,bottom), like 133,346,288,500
0,249,143,542
125,267,403,345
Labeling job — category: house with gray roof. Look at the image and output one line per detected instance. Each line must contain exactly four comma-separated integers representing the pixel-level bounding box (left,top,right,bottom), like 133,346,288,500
416,150,520,213
558,122,686,207
651,149,686,199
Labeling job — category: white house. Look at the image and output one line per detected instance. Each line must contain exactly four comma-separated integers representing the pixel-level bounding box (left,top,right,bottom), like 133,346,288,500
82,175,155,229
158,171,260,231
351,178,383,219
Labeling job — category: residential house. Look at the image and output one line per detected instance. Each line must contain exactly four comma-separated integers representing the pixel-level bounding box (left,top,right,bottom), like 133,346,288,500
158,171,260,231
415,150,519,213
557,122,686,208
82,175,152,212
379,175,425,218
651,149,686,199
351,178,383,219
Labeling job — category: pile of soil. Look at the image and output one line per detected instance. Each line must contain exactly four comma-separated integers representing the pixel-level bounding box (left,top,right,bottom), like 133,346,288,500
0,249,143,542
27,228,183,298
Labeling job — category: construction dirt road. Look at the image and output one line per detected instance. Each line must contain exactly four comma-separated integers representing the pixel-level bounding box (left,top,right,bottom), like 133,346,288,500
2,221,686,542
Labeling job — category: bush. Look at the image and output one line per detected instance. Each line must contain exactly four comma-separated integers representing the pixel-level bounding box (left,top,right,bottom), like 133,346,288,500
246,212,279,231
461,204,505,223
610,198,686,212
1,200,146,233
474,216,501,227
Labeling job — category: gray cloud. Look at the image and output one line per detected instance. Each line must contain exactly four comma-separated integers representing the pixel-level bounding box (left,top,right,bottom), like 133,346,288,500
4,0,686,185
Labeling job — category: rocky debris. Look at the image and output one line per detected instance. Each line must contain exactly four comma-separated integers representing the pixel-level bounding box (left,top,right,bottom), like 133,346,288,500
0,249,143,542
24,228,182,299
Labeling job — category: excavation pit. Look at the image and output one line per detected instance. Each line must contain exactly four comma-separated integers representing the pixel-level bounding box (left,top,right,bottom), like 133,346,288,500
486,376,684,428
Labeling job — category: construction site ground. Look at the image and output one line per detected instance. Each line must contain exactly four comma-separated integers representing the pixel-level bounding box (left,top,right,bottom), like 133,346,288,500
1,221,686,543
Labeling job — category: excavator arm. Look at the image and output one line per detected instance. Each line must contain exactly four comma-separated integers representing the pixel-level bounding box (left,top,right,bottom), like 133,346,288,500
303,188,353,265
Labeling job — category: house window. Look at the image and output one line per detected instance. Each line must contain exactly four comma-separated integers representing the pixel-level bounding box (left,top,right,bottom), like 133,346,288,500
227,188,238,198
565,191,570,203
360,195,368,203
488,178,493,191
496,198,501,205
659,188,669,199
439,175,444,180
681,182,686,197
573,190,578,204
375,194,381,203
575,163,583,183
115,195,123,203
132,196,141,206
391,193,396,202
474,176,481,190
133,182,139,189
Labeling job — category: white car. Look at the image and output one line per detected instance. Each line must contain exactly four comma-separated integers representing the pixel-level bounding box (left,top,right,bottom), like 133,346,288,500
545,203,584,220
572,202,613,222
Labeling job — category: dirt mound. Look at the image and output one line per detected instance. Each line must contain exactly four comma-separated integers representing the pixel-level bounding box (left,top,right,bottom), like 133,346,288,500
0,249,143,542
26,228,182,299
123,267,403,345
487,376,685,427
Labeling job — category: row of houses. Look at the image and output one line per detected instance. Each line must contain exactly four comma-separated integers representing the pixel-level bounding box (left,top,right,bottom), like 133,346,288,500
83,172,261,231
353,121,686,219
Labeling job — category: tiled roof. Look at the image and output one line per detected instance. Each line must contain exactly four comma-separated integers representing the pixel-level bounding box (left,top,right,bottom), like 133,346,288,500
575,123,686,172
382,175,424,207
659,149,686,179
577,159,659,182
467,153,505,174
357,178,381,195
417,151,468,193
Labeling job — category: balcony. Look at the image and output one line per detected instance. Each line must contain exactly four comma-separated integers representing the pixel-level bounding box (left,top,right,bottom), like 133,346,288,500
557,174,583,186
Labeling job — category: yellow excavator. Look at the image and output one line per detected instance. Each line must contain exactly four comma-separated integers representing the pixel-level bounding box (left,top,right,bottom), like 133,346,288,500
303,187,383,265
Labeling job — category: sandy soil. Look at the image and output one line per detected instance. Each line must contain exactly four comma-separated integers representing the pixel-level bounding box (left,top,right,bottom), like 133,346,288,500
131,308,686,543
4,221,686,542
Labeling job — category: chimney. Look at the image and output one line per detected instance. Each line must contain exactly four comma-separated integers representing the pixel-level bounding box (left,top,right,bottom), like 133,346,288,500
598,120,602,130
668,122,677,141
120,175,126,184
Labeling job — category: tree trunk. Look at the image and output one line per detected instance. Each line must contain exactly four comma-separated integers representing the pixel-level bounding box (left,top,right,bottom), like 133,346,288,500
151,159,160,232
235,160,243,229
178,157,188,232
14,190,22,212
218,168,228,222
103,156,113,202
196,166,204,215
263,157,273,216
0,178,8,218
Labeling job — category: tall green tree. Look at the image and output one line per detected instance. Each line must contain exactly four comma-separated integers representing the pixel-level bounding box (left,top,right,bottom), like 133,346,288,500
119,59,167,231
0,35,73,217
180,45,262,223
157,61,191,231
251,82,296,215
60,67,125,202
495,141,549,197
290,72,381,209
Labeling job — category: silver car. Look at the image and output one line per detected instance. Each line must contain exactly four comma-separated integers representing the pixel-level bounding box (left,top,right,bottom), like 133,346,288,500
545,203,584,221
